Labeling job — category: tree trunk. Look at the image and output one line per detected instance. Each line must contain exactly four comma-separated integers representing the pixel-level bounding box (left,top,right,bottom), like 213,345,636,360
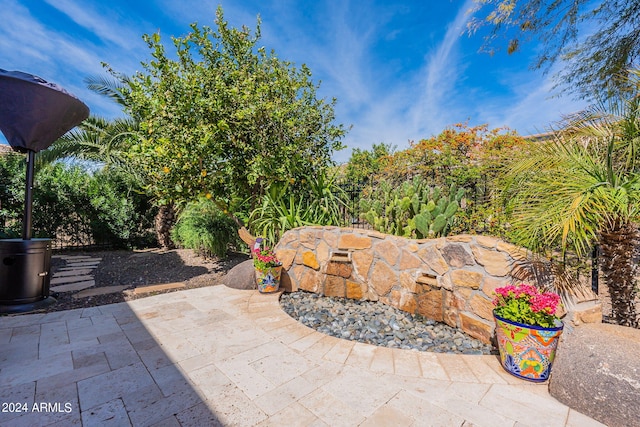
155,203,176,249
599,221,639,327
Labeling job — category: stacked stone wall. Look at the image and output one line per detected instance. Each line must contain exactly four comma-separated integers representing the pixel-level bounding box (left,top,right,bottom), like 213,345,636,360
275,226,531,344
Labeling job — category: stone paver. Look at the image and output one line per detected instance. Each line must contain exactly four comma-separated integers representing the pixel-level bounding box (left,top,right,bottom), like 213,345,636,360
51,269,94,278
132,282,186,295
50,275,95,286
73,286,128,299
0,286,607,427
51,280,96,293
49,256,102,298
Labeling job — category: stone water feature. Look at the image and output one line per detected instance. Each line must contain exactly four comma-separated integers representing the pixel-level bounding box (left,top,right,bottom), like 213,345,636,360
274,226,602,345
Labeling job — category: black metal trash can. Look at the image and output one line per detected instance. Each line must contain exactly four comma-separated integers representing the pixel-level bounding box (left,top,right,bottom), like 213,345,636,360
0,238,52,308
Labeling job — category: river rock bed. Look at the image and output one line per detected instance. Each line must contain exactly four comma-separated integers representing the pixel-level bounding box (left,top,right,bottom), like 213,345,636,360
280,291,497,355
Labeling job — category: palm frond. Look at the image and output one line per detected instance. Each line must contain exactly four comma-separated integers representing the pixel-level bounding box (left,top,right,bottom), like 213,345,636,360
84,75,130,107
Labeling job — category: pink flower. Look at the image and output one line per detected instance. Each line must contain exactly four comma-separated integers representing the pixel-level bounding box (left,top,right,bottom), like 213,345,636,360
253,245,281,269
530,292,560,314
493,283,563,328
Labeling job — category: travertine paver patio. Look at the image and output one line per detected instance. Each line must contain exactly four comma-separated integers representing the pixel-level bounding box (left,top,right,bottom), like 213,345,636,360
0,285,605,426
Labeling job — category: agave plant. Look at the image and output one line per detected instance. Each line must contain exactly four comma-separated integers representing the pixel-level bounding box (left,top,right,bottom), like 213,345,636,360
249,171,347,243
249,182,312,244
305,171,347,226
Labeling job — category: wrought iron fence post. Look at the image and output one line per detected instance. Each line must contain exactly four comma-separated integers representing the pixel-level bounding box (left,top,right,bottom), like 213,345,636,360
591,244,599,294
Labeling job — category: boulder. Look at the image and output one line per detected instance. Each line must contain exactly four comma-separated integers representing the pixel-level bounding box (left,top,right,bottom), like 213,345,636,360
549,323,640,427
223,260,256,290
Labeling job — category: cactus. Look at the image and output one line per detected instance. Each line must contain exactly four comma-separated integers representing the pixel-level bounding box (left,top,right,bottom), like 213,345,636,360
404,217,416,237
411,193,420,214
415,212,430,236
425,200,436,212
444,200,458,217
431,214,447,235
359,176,465,238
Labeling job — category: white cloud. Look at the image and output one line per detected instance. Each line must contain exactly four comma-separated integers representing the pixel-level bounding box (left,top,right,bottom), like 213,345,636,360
43,0,145,50
335,0,477,163
477,67,589,135
411,0,474,133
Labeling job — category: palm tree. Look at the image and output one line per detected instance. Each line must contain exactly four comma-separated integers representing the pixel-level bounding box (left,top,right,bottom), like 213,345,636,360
38,75,137,169
41,76,178,249
37,115,139,170
502,71,640,327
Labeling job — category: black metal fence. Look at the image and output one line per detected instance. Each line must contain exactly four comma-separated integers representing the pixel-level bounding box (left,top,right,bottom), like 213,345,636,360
1,214,151,252
336,180,369,229
335,176,493,230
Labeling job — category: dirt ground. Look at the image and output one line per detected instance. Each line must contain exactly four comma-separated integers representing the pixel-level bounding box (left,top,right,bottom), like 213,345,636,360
42,248,249,313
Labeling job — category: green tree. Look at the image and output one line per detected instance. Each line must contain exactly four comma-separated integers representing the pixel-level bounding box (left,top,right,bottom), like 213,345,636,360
116,6,346,219
501,71,640,327
38,75,172,246
344,143,393,183
469,0,640,99
0,152,25,237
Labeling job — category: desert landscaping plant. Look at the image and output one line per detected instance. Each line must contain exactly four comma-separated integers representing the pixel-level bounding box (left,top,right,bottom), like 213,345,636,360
359,176,465,238
249,172,347,243
343,124,525,237
502,70,640,327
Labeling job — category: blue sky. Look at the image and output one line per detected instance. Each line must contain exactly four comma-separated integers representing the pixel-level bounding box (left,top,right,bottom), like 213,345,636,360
1,0,588,163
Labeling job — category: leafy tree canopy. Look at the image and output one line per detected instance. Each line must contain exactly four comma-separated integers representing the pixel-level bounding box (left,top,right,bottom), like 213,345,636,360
469,0,640,99
343,143,394,183
376,123,526,188
114,6,346,208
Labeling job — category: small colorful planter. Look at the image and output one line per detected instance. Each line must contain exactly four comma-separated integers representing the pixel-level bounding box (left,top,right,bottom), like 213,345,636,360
255,265,282,293
493,311,563,382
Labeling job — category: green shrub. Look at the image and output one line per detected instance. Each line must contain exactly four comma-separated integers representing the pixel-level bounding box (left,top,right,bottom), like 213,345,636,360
0,153,25,236
171,198,243,258
1,156,155,248
87,170,156,248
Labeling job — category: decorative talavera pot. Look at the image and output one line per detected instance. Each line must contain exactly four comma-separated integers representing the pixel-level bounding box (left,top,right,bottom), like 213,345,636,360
255,265,282,293
493,311,564,382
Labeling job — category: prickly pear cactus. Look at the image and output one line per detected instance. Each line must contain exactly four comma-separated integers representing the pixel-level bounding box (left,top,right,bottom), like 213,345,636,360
359,177,465,238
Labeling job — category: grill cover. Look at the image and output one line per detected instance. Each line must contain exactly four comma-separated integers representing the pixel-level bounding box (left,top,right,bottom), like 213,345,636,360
0,69,89,153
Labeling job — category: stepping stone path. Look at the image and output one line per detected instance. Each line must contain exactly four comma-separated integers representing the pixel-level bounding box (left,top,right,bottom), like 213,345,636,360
50,255,100,293
50,254,187,300
50,255,126,298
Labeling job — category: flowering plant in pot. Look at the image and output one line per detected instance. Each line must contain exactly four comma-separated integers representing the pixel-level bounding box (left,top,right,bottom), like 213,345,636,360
493,283,562,328
252,246,280,269
252,244,282,293
492,283,564,382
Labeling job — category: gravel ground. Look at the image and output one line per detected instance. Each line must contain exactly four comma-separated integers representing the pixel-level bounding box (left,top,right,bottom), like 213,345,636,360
280,290,498,355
